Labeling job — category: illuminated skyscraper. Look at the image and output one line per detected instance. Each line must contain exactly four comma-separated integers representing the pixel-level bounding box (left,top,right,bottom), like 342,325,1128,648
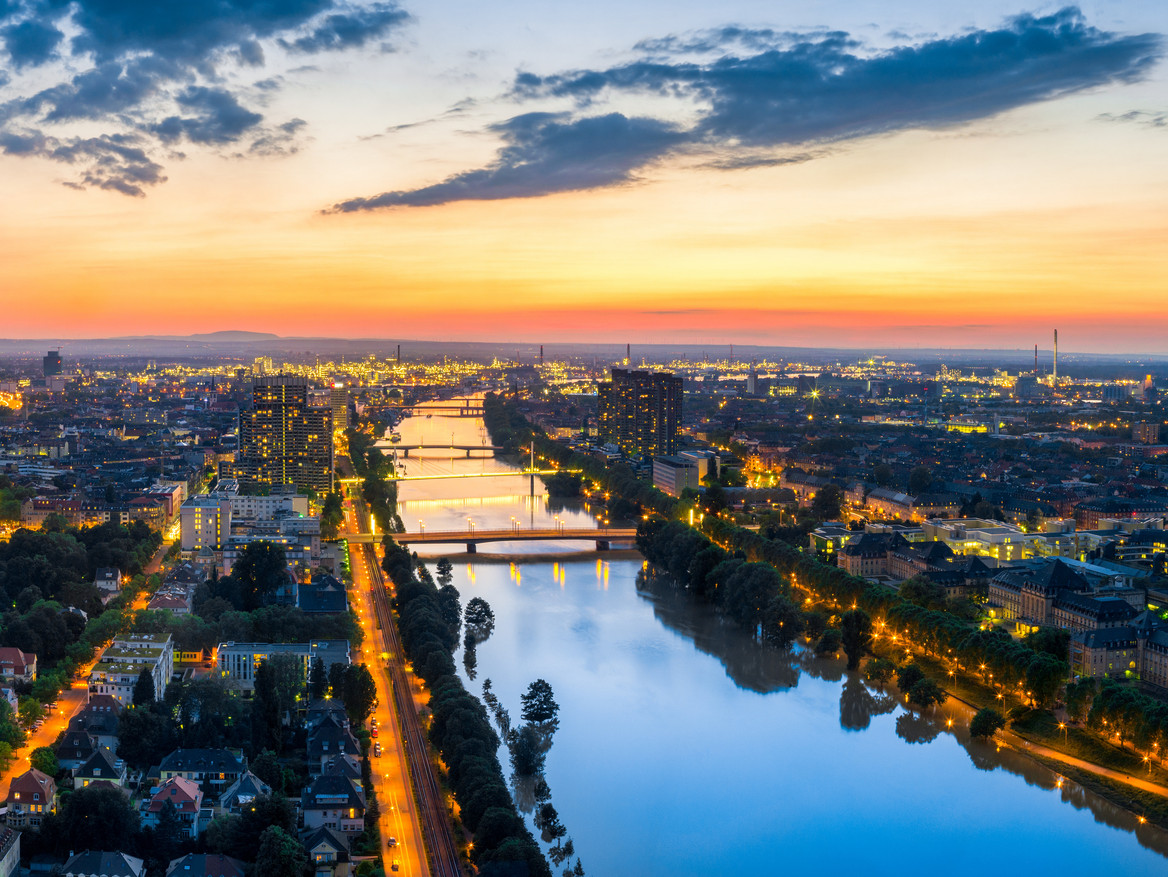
598,368,682,458
43,350,62,377
238,375,333,493
330,383,349,430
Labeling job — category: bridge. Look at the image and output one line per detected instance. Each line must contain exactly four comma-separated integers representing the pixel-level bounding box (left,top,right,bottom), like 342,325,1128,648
345,526,637,552
385,401,484,417
372,441,505,458
337,468,577,486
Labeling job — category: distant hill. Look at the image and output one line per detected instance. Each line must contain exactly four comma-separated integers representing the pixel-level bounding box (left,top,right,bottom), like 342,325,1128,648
187,330,279,341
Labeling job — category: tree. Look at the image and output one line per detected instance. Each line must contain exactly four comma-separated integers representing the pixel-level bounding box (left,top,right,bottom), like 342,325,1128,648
898,576,948,611
17,696,43,728
436,557,454,588
117,704,179,770
30,746,57,777
232,540,290,610
465,597,495,643
1025,627,1071,662
840,609,872,670
872,463,895,487
251,749,284,795
438,584,462,638
810,485,843,521
308,657,328,701
254,825,309,877
341,663,378,726
896,663,925,693
815,628,842,657
320,492,344,541
509,725,546,777
133,667,156,706
520,679,559,725
864,658,896,691
57,784,141,853
969,708,1007,740
908,466,933,495
150,798,183,869
908,679,947,710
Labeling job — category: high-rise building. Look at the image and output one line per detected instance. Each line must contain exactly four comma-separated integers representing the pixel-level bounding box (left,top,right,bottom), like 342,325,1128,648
43,350,61,377
1133,421,1160,444
598,368,682,458
330,383,349,431
238,375,333,493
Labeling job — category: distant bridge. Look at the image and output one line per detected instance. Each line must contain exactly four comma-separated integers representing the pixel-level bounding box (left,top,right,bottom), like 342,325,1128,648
385,401,484,417
337,468,579,486
372,441,505,458
346,526,637,552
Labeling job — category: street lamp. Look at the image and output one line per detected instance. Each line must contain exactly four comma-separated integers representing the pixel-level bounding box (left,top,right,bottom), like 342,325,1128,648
467,517,475,534
418,519,424,536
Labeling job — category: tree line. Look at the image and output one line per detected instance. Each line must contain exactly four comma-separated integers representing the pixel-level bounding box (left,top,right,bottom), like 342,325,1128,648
381,539,552,876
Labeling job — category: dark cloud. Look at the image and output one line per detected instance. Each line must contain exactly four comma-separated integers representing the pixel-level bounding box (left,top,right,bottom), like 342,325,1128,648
327,112,685,211
2,19,64,68
701,151,819,170
67,0,333,64
0,0,410,194
152,86,263,144
248,117,307,155
332,7,1161,211
520,8,1161,148
280,3,410,53
1097,109,1167,128
0,127,165,195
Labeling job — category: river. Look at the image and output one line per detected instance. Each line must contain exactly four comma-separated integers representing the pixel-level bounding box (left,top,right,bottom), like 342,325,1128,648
390,400,1168,876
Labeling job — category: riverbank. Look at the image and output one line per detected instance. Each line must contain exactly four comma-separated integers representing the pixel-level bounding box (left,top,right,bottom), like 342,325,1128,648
871,643,1168,827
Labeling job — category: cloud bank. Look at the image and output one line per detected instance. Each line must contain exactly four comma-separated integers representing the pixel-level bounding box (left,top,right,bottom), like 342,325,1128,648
0,0,411,194
329,7,1161,211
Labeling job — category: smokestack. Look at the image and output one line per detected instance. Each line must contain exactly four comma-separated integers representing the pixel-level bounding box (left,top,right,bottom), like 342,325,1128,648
1053,329,1058,384
396,344,400,363
539,345,544,365
625,343,630,365
1034,345,1038,373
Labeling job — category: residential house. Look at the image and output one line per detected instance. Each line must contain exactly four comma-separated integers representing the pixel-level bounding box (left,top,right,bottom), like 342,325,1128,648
217,771,271,815
0,647,36,683
298,576,349,614
165,853,246,877
300,774,365,834
5,768,56,829
143,777,204,839
69,694,123,752
73,748,127,788
90,634,174,705
0,827,19,877
57,729,98,770
307,715,361,774
94,568,123,604
157,749,246,797
60,851,145,877
303,825,352,877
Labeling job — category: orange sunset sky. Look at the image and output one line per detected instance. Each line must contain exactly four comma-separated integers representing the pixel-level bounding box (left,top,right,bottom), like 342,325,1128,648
0,2,1165,351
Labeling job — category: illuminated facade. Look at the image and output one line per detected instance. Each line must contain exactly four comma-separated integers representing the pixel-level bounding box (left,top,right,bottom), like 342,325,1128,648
238,375,334,493
598,368,682,459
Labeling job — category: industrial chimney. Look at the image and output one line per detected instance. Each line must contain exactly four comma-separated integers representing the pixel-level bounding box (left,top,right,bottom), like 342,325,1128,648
1053,329,1058,384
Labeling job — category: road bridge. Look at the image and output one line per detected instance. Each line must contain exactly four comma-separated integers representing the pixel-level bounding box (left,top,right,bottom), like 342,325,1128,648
373,441,505,458
346,526,637,552
337,468,579,486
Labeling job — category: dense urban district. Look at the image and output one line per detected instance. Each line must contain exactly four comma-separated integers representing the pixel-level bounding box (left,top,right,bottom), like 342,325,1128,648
1,340,1168,875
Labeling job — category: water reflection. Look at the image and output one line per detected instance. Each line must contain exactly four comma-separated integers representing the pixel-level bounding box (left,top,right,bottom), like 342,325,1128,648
839,674,897,732
637,565,1168,859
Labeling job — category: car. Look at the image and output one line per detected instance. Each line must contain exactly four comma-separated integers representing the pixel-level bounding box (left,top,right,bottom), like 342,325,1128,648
46,702,57,710
391,861,400,872
371,727,379,738
374,743,382,757
387,837,397,848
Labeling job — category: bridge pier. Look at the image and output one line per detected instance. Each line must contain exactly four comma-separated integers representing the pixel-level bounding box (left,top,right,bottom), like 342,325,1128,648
596,540,610,551
402,448,410,458
466,543,477,554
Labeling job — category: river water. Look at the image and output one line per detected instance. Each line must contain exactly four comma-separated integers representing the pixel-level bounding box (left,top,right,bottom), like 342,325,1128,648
391,402,1168,876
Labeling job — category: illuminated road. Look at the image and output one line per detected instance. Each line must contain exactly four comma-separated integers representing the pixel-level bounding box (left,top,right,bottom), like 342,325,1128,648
348,524,430,877
0,537,174,798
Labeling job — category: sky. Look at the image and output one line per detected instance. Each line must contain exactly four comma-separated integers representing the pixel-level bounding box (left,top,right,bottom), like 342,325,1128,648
0,1,1165,352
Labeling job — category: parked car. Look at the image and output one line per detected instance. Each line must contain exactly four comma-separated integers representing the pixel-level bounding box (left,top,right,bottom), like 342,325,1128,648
374,742,382,757
387,837,397,848
391,861,400,872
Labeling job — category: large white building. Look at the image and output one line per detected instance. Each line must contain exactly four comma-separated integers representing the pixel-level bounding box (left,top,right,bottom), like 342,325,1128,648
216,640,349,694
89,634,174,705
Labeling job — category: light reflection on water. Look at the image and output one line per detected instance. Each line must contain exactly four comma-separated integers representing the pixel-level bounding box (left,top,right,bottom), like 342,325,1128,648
393,406,1168,875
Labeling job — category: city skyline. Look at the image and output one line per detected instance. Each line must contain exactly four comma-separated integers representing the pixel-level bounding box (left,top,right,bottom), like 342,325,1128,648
1,2,1165,350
